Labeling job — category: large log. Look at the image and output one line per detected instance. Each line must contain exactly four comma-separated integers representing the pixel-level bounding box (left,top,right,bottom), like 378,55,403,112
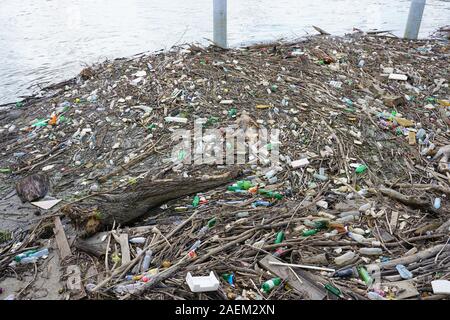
64,169,240,236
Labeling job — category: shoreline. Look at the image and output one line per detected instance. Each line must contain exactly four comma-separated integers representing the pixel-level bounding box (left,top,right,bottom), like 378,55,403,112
0,31,449,300
1,26,448,110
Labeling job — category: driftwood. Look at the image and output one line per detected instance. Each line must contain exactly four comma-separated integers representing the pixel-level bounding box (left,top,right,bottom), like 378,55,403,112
65,169,241,234
312,25,330,36
379,244,449,269
377,187,436,212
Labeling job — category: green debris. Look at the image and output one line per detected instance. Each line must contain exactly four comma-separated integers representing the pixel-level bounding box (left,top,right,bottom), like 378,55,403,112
192,195,200,207
31,118,48,127
302,229,318,237
324,283,343,298
355,165,368,174
207,217,217,228
0,230,12,243
0,168,12,174
228,108,237,117
275,231,285,244
178,149,187,160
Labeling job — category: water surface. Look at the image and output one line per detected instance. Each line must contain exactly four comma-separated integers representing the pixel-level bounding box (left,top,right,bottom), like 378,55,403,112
0,0,449,104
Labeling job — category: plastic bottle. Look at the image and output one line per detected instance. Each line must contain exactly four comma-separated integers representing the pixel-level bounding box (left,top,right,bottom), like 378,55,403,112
334,251,356,266
14,249,38,262
416,128,426,141
258,189,283,200
236,180,253,190
129,237,146,244
252,201,271,208
368,291,387,300
197,226,209,237
359,248,382,256
348,232,366,244
333,267,356,278
115,282,145,294
141,250,153,272
261,277,281,293
19,248,49,264
192,195,200,207
189,240,201,252
396,264,413,279
302,229,318,237
273,247,287,258
357,266,373,286
359,203,371,211
313,173,328,181
236,212,250,218
274,231,284,244
207,217,217,228
434,198,441,210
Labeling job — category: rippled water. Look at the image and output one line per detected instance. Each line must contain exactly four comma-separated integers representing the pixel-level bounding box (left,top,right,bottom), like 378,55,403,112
0,0,449,104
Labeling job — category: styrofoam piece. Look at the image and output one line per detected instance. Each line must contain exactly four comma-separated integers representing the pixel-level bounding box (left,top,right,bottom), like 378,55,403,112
291,158,309,169
165,117,188,123
31,199,62,210
431,280,450,295
388,73,408,81
186,271,220,293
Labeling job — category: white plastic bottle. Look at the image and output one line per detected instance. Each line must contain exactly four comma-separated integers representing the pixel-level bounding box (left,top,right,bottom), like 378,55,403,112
129,237,146,244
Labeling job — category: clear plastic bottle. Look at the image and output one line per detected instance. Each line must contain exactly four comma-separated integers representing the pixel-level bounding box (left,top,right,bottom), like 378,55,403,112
334,251,356,265
359,247,383,256
348,232,366,243
19,248,49,264
368,291,387,300
189,240,201,252
114,282,145,294
141,250,153,272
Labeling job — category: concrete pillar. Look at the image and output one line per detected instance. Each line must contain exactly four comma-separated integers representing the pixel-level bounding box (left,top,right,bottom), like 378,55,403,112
213,0,227,48
404,0,426,39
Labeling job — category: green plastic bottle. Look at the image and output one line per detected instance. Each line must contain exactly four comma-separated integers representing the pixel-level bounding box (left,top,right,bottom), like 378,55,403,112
303,229,318,237
227,185,241,192
275,231,285,244
261,277,281,293
324,283,343,298
207,217,217,228
357,266,373,286
236,180,253,190
192,195,200,207
258,189,283,200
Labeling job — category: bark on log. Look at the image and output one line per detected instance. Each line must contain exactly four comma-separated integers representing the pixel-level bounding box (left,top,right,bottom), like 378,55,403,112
378,244,449,269
64,169,241,235
377,187,436,213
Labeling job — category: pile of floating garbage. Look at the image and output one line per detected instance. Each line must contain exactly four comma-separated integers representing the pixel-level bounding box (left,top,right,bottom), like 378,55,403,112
0,29,449,300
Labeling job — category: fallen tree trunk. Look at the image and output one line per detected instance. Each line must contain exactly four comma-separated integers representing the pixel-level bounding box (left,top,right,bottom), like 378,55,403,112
64,169,241,236
378,244,449,269
377,187,437,213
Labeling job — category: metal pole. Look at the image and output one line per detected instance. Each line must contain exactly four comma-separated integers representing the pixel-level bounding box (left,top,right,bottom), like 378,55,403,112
404,0,426,39
213,0,227,48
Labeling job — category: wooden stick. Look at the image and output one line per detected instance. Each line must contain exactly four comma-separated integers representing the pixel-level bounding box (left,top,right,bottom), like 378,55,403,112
268,261,335,272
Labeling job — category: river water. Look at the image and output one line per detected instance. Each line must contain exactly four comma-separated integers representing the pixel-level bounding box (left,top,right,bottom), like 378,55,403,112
0,0,449,105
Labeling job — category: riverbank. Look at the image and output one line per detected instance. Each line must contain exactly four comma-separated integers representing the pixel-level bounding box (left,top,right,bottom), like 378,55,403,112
0,31,449,300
